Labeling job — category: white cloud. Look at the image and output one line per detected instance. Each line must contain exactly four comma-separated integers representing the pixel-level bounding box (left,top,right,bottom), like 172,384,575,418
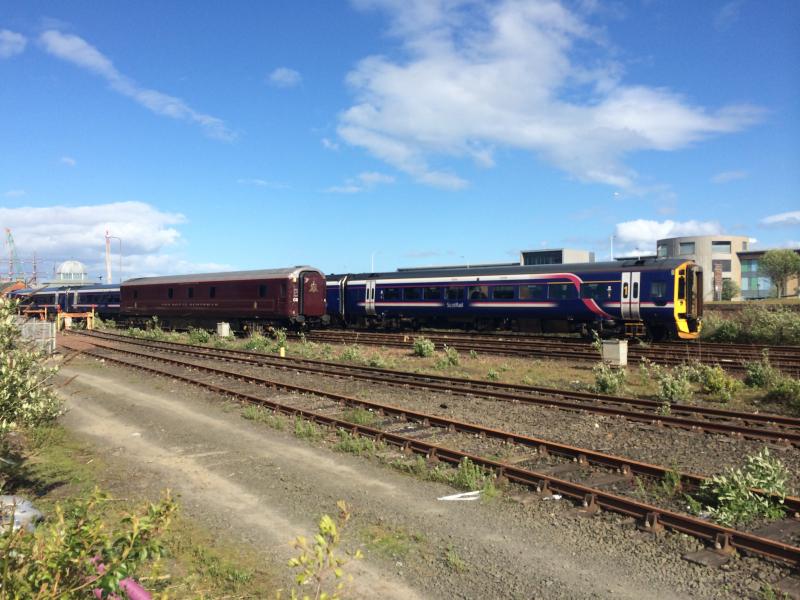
760,211,800,227
0,29,26,58
325,171,396,193
339,0,761,189
322,137,340,151
236,178,290,189
268,67,302,88
614,218,722,254
39,30,235,141
3,189,26,198
0,201,225,279
60,156,77,167
714,0,745,30
711,170,747,183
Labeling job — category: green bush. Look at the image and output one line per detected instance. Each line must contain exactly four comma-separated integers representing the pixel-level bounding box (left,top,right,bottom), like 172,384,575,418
701,305,800,345
744,352,779,388
0,488,176,599
442,345,460,366
243,332,271,352
187,326,211,344
339,345,363,363
486,369,499,381
592,362,626,395
766,377,800,413
692,364,743,402
412,337,435,357
656,369,694,403
690,448,790,526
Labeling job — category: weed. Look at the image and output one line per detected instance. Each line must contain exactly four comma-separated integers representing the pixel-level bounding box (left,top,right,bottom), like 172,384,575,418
701,305,800,345
444,545,466,572
688,448,791,526
592,362,626,394
766,377,800,414
451,457,489,490
744,351,779,388
241,405,286,430
187,326,211,344
590,330,602,355
655,369,694,403
469,349,478,359
412,337,435,357
659,469,682,497
361,524,418,559
443,344,460,366
339,344,364,363
192,546,253,591
294,418,322,441
341,407,376,426
334,430,376,455
244,332,271,352
486,369,499,381
693,363,743,402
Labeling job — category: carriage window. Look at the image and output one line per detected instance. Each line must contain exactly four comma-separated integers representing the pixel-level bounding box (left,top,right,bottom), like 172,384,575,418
651,282,667,298
404,287,422,301
491,286,514,300
280,283,287,298
446,287,464,301
167,288,173,299
424,287,442,300
549,284,577,300
519,284,547,300
209,286,216,298
133,290,138,300
468,286,489,300
580,283,605,300
632,282,639,299
188,287,194,299
382,288,402,301
259,285,267,298
622,283,629,298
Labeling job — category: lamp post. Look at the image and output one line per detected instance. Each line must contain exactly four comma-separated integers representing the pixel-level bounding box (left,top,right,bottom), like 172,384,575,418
108,236,122,283
370,251,378,272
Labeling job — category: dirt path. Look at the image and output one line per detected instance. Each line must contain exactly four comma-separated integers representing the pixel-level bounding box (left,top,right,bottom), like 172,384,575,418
56,357,779,599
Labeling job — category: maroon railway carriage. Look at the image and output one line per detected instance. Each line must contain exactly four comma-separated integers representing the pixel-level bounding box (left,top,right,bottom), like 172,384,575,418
120,266,327,330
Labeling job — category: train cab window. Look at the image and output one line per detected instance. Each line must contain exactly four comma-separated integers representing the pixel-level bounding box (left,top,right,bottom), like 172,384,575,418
491,286,514,300
446,287,464,301
677,276,686,300
469,286,488,300
259,285,267,298
580,283,605,300
209,286,216,298
188,287,194,299
423,287,442,301
650,282,667,298
382,288,401,301
519,284,546,301
404,287,422,301
549,283,577,301
167,288,174,299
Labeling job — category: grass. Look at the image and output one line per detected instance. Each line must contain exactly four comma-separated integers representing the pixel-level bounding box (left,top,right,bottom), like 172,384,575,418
444,545,467,572
361,523,424,560
241,405,286,430
334,430,377,455
341,407,377,426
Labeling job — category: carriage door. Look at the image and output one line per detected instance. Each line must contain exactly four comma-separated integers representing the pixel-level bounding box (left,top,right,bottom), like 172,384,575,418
339,276,348,319
365,280,376,315
620,272,641,320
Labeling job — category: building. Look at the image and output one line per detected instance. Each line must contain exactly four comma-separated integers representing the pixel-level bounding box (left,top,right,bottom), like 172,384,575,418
738,249,800,299
519,248,595,265
46,260,90,286
656,235,750,301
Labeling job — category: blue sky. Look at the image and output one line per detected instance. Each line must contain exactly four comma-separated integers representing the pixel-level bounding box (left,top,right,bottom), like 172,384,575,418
1,0,798,282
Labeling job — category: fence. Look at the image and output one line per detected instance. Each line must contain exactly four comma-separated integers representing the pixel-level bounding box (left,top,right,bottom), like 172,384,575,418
14,316,57,354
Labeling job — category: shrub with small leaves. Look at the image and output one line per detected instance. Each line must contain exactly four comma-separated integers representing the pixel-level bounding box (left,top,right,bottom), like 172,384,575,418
655,369,694,403
486,369,499,381
339,345,363,363
592,362,626,395
412,337,435,357
744,352,779,388
187,326,211,344
694,364,743,403
690,448,791,526
244,332,272,352
766,377,800,414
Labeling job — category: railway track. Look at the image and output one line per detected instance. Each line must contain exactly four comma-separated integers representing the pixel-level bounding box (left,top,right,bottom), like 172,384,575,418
71,330,800,447
292,329,800,376
61,332,800,567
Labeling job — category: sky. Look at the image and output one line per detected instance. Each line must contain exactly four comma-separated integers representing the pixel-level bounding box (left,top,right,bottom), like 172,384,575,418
1,0,799,283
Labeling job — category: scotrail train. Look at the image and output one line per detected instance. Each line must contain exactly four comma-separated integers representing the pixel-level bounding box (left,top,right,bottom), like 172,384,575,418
326,258,702,340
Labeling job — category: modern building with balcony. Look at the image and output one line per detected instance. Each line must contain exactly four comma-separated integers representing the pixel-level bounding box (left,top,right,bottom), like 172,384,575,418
738,249,800,299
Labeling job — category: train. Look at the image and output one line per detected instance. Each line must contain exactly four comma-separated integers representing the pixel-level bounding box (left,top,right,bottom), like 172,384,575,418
10,258,703,340
9,284,121,319
326,258,702,340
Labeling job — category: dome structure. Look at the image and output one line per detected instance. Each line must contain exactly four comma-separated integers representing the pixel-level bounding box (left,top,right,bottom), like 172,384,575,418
55,260,88,283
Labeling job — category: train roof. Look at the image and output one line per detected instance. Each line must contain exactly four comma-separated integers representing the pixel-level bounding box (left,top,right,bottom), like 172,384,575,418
122,266,323,287
327,258,692,282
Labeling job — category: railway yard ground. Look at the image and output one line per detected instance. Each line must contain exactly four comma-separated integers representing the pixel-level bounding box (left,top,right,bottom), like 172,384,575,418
8,326,800,598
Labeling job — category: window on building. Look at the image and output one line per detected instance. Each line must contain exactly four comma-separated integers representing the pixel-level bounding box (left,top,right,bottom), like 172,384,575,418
468,286,488,300
491,286,514,300
259,285,267,298
679,242,695,255
741,278,749,291
522,250,562,265
657,244,668,258
423,287,442,300
209,286,216,298
167,288,173,299
742,240,748,251
549,283,577,300
758,277,772,291
519,284,547,300
711,241,731,254
381,288,401,301
446,287,464,301
712,260,732,273
404,287,422,301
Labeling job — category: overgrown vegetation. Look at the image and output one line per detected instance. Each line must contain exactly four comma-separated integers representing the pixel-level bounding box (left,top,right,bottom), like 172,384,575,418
591,362,626,394
242,405,287,430
434,345,460,369
334,430,377,455
743,352,800,414
687,448,791,527
412,337,435,358
701,304,800,345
